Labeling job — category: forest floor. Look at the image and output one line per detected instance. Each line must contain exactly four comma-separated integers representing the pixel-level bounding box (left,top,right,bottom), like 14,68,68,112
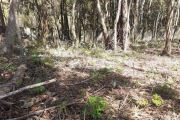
0,40,180,120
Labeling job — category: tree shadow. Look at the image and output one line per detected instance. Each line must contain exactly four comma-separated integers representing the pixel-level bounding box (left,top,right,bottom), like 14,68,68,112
2,54,180,119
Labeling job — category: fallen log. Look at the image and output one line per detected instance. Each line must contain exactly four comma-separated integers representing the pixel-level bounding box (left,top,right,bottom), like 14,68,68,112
0,78,57,99
0,64,27,96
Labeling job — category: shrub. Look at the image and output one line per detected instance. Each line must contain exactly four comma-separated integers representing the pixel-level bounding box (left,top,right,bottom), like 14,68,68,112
84,96,107,119
152,94,164,107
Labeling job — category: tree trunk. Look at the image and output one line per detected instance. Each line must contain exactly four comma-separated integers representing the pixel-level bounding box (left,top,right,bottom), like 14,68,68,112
43,1,49,41
117,0,130,51
60,1,64,40
133,0,139,42
63,0,70,40
161,0,175,56
14,0,24,56
139,0,145,26
124,0,131,51
113,0,121,51
71,0,77,46
96,0,112,50
0,2,6,33
92,0,96,46
76,2,81,47
35,0,42,37
154,13,160,40
51,0,61,47
3,0,17,57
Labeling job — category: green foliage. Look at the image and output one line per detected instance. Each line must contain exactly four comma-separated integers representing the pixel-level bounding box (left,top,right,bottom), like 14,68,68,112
146,72,162,79
85,96,107,119
30,49,41,56
117,66,123,72
134,79,141,88
100,67,113,74
80,89,86,97
152,94,164,107
122,51,136,58
84,50,92,56
167,76,174,85
92,67,112,80
30,56,42,64
131,42,147,53
29,79,45,94
58,101,67,113
44,58,54,67
147,40,164,48
160,83,169,92
155,82,176,95
95,52,106,58
169,65,179,71
28,48,43,64
0,57,7,61
1,63,9,69
80,42,91,49
82,48,112,60
136,99,149,107
92,70,103,79
8,65,17,71
15,79,23,87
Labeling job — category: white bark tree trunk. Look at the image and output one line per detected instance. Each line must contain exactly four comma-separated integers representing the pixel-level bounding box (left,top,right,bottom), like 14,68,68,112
162,0,175,56
113,0,121,51
3,0,23,57
71,0,77,47
96,0,112,49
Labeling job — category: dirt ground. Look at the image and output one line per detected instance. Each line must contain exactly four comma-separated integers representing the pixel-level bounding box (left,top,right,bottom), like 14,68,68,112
0,42,180,120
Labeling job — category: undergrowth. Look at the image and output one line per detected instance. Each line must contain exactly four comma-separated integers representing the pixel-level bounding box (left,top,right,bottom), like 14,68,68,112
84,96,107,119
29,79,45,94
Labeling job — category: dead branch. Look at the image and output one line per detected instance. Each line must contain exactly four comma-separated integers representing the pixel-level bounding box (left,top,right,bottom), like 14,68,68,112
7,102,86,120
0,100,14,106
0,83,14,88
0,78,57,99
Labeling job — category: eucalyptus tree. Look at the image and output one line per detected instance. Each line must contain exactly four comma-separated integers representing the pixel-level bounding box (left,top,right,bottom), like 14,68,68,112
131,0,139,42
0,0,6,33
96,0,112,50
161,0,176,56
117,0,131,51
3,0,23,57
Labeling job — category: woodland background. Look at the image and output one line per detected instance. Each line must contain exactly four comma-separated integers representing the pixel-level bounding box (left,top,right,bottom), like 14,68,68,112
0,0,180,119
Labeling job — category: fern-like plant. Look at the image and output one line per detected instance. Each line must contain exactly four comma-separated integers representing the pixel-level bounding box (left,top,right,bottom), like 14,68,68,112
152,93,164,107
85,96,107,119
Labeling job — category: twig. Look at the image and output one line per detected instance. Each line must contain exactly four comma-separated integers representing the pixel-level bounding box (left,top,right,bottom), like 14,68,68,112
119,93,129,110
84,107,86,120
0,83,13,88
0,100,14,106
7,102,86,120
0,78,57,99
133,62,134,75
93,85,105,94
67,76,94,85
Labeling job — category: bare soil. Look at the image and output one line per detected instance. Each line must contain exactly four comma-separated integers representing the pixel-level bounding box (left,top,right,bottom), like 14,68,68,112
0,44,180,120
